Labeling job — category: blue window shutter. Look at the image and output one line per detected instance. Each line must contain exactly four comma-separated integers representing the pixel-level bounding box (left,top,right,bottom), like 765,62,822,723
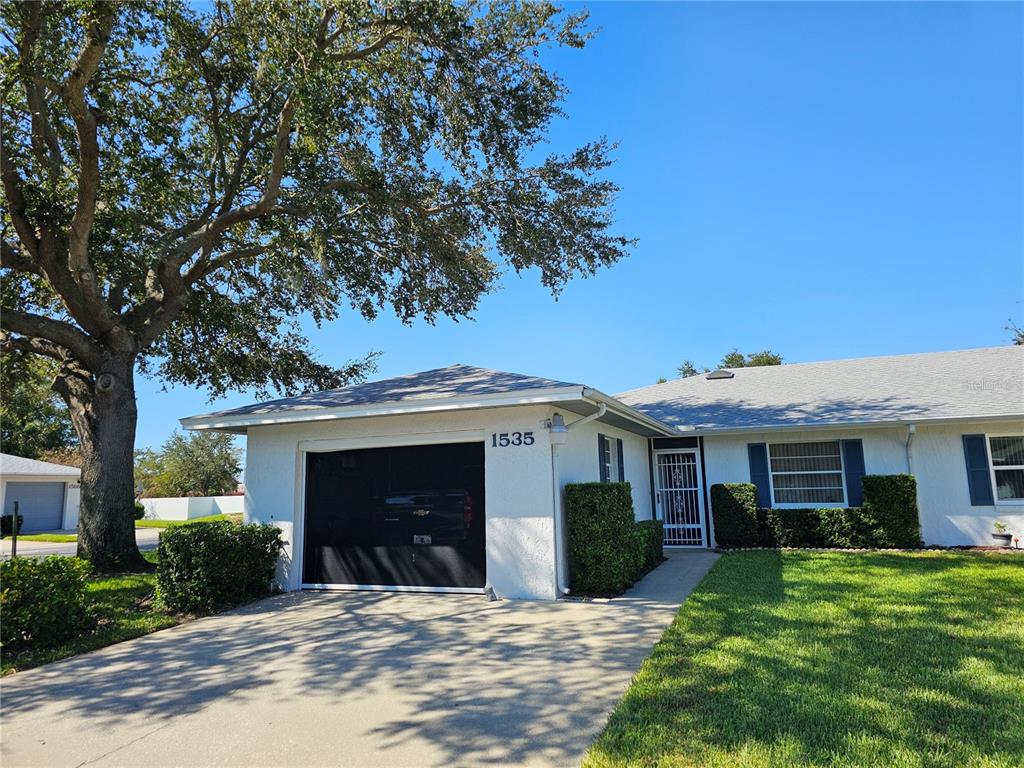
841,439,866,506
962,435,994,506
616,438,625,482
598,434,609,482
747,443,771,507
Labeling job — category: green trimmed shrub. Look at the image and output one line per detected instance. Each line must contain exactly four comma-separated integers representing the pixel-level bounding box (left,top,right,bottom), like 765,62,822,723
862,474,921,548
134,501,146,520
817,507,875,549
710,483,758,547
755,507,776,547
566,482,643,595
765,508,826,547
637,519,665,571
0,556,92,650
156,521,283,614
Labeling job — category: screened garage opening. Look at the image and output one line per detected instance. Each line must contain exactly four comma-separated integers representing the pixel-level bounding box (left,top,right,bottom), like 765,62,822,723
303,441,486,590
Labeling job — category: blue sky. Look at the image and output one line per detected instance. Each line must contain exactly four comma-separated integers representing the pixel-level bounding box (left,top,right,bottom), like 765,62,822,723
134,1,1023,450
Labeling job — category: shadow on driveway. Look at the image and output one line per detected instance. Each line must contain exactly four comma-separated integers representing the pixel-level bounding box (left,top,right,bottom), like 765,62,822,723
0,551,718,768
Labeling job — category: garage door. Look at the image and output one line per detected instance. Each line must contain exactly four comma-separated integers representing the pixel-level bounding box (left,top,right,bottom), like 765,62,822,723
303,442,485,590
4,482,65,532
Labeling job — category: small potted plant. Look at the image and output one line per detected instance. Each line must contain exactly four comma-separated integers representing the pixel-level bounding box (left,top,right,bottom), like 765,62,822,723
992,521,1012,547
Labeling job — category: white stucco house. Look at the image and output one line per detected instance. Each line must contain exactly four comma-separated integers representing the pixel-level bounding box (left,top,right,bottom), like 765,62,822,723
181,346,1024,600
0,454,81,532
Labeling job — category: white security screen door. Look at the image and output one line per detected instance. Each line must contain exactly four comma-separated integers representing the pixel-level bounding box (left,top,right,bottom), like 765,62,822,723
654,451,705,546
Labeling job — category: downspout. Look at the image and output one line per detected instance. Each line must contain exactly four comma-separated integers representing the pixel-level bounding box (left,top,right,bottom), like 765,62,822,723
905,423,917,474
551,402,608,596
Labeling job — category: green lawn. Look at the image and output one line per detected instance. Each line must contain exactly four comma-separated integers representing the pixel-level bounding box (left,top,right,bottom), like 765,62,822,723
135,513,240,529
1,551,182,676
3,532,77,543
586,551,1024,768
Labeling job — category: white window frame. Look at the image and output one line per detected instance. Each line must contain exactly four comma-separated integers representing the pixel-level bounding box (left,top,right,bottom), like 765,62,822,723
767,439,847,508
601,435,622,482
986,433,1024,506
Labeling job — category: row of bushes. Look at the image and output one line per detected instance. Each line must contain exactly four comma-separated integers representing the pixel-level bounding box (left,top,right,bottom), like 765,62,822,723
1,521,283,653
711,474,921,549
566,482,664,596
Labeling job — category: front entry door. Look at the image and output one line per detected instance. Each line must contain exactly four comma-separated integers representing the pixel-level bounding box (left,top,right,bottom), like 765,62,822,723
654,451,705,546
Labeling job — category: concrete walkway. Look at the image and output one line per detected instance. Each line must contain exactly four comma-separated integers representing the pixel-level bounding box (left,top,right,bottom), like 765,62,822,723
0,550,719,768
0,528,160,559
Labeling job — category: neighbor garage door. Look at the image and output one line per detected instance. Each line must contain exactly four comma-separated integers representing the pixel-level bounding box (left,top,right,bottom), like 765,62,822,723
303,442,485,590
4,482,65,532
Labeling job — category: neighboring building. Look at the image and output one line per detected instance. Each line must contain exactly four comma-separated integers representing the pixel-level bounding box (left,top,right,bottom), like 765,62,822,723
0,454,81,532
182,346,1024,600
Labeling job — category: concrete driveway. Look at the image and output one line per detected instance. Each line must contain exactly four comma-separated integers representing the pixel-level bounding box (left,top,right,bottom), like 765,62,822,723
0,550,718,768
0,528,160,559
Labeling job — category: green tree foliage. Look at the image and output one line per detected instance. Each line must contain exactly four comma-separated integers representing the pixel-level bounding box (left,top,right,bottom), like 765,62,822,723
0,350,77,458
1,1,631,567
676,359,708,378
1008,320,1024,346
675,349,783,378
135,432,241,498
739,349,784,367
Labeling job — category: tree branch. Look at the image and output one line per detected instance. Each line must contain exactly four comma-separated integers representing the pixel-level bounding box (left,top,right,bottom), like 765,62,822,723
0,308,100,367
0,330,72,364
19,4,63,186
57,0,117,333
1,238,41,274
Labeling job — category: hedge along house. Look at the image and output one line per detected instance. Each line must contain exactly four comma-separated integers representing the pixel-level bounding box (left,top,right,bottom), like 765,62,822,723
182,346,1024,600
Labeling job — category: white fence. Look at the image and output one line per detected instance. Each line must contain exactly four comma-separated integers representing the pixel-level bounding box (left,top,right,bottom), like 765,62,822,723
140,495,244,521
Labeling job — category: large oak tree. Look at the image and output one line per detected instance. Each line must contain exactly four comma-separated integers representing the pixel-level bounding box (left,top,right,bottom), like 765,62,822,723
1,1,632,568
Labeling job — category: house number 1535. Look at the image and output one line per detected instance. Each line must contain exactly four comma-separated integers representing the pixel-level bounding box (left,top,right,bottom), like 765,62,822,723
491,431,535,447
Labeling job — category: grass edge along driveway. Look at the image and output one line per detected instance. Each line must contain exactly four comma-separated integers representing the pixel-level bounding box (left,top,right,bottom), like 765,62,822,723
585,550,1024,768
1,551,181,676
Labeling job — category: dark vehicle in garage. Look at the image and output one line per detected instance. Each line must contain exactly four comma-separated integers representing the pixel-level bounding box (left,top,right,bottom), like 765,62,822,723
373,490,476,546
303,442,485,589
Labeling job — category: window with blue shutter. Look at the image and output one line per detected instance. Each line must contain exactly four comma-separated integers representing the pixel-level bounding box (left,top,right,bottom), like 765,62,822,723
747,443,771,507
598,434,609,482
841,439,866,506
962,435,995,506
616,438,625,482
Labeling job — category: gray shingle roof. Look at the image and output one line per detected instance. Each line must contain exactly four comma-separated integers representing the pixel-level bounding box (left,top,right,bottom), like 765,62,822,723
616,347,1024,432
0,453,81,477
191,364,580,420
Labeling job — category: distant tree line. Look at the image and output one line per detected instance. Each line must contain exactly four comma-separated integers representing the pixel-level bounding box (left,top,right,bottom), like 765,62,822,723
135,432,241,498
676,348,784,379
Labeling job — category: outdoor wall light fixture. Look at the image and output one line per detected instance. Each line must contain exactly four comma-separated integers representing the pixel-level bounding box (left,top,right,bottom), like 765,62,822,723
547,412,569,446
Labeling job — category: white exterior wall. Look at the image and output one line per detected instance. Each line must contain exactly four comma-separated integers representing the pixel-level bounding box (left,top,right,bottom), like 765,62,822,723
141,495,245,521
244,405,559,600
912,420,1024,546
700,421,1024,546
63,483,80,530
0,476,81,531
701,426,910,545
553,411,654,521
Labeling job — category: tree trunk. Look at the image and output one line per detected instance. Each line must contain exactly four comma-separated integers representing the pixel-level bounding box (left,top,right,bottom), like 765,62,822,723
58,354,148,571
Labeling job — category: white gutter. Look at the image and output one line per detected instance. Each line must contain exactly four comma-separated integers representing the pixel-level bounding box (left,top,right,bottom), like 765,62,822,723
581,388,677,436
675,412,1024,437
552,402,609,597
566,401,607,430
905,423,916,474
181,386,588,431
